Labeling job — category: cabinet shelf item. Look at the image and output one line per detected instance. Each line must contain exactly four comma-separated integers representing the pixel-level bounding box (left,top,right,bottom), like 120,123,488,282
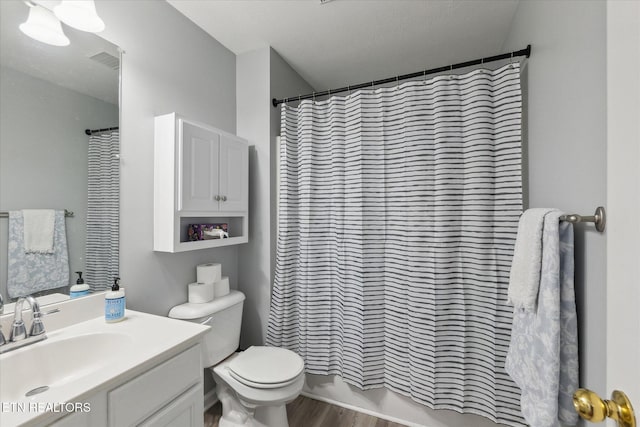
154,113,249,252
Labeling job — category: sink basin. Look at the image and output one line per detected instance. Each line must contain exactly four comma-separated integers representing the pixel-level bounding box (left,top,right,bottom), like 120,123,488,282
0,332,134,402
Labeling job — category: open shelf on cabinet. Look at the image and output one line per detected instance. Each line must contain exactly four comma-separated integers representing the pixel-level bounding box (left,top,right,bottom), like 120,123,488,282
173,216,247,252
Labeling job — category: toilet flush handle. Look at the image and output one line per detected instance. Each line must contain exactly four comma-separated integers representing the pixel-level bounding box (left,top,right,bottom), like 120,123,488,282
199,317,213,325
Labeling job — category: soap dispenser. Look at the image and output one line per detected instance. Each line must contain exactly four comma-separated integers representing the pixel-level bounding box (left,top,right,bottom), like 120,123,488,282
70,271,90,299
105,277,126,323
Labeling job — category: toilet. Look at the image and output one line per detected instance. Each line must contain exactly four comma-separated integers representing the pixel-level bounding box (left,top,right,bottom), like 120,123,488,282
168,290,305,427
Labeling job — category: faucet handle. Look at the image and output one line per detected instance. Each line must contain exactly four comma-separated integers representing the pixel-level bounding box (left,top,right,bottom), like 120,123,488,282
30,317,45,336
9,319,27,342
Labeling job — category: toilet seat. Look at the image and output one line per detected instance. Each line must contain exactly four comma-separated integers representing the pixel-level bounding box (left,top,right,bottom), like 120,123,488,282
227,346,304,389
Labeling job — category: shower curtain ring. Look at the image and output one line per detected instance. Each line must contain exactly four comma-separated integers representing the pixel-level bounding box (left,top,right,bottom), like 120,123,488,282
312,92,316,103
348,85,351,98
510,52,515,68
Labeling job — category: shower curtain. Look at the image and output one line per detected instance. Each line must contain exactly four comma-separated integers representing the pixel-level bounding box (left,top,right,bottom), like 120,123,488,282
267,64,525,426
86,130,119,291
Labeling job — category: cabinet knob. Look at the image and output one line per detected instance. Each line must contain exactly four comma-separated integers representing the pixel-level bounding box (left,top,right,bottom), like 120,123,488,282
214,195,221,201
221,196,227,202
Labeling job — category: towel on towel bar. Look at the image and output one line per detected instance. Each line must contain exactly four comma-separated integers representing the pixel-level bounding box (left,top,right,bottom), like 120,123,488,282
505,210,579,427
7,210,70,298
507,208,556,311
22,209,55,253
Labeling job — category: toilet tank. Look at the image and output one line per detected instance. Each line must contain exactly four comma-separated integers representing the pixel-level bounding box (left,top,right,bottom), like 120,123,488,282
168,290,245,366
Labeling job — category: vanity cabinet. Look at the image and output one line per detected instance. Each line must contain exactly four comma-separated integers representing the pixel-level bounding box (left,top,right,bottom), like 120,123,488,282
52,345,203,427
154,113,249,252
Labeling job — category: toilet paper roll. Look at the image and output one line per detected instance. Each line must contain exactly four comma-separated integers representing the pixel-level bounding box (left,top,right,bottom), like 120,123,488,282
197,263,222,284
213,277,230,298
188,282,214,304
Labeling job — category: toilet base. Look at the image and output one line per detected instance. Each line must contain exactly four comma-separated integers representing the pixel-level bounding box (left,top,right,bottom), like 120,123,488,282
216,374,291,427
254,405,289,427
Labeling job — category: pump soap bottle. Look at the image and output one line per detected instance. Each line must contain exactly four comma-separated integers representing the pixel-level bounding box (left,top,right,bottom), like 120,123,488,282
70,271,90,299
105,277,126,323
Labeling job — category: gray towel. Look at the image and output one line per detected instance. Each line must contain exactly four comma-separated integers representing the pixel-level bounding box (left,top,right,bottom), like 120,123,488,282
505,211,579,427
7,210,70,298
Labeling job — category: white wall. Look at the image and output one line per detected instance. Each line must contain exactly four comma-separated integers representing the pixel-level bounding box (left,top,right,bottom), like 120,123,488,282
0,66,118,299
96,0,238,316
606,0,640,407
501,0,607,396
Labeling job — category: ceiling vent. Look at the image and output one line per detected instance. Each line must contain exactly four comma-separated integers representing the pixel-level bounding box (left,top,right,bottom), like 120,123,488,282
88,51,119,71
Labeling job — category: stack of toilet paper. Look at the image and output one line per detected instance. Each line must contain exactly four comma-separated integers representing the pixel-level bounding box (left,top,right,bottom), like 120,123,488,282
187,263,230,303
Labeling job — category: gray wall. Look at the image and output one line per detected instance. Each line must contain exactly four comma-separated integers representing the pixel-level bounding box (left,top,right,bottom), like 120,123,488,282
236,47,314,349
0,66,118,300
502,0,607,395
236,47,271,348
269,49,315,282
96,0,238,316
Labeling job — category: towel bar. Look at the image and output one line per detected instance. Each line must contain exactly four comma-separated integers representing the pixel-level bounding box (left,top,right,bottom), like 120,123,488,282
0,209,74,218
560,206,606,232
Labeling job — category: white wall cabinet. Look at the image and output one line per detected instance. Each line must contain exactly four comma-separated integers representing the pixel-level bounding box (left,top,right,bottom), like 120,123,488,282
154,113,249,252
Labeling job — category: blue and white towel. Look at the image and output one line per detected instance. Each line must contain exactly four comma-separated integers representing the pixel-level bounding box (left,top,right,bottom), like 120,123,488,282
505,210,579,427
7,210,70,298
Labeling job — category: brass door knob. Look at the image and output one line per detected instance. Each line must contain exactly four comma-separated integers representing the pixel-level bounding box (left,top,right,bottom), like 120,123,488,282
573,388,636,427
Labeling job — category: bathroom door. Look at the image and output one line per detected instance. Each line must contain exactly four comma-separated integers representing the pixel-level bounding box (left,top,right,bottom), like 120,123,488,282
605,0,639,420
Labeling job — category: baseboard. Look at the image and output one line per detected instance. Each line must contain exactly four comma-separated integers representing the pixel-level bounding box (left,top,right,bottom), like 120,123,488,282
300,391,424,427
204,387,218,411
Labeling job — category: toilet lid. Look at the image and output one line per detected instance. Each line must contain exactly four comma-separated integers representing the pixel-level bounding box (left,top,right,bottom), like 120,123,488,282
228,346,304,388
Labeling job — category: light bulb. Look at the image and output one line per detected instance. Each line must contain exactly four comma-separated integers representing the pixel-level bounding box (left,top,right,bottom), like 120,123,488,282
19,4,70,47
54,0,105,33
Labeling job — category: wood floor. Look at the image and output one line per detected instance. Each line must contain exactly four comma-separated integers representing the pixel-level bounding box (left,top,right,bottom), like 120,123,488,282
204,395,407,427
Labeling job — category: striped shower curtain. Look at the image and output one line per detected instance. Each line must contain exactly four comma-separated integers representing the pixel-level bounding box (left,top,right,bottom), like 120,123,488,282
86,130,119,291
267,64,525,425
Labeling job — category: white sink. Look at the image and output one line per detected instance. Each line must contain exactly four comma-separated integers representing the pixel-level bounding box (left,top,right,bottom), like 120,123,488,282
0,332,134,402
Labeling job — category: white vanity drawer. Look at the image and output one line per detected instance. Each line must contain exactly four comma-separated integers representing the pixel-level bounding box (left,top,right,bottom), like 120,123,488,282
107,345,201,427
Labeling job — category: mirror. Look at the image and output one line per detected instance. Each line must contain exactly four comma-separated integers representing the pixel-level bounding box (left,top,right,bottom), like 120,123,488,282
0,0,119,310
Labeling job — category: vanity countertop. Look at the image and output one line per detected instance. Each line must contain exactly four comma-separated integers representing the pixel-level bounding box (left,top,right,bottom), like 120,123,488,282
0,304,209,427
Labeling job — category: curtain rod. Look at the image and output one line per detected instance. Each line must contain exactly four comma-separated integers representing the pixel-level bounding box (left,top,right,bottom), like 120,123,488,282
272,44,531,107
85,126,119,135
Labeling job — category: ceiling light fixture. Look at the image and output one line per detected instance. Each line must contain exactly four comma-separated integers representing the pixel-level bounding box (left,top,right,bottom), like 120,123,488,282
54,0,105,33
19,3,70,47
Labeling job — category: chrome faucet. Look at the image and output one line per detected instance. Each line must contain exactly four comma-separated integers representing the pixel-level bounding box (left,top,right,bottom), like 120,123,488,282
0,295,49,354
10,295,45,341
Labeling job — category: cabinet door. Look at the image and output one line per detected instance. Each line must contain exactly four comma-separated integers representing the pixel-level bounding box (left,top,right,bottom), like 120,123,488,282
218,134,248,212
180,121,220,212
139,385,203,427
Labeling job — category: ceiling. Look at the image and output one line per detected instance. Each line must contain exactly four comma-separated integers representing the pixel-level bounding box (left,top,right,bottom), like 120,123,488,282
168,0,521,91
0,0,119,105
